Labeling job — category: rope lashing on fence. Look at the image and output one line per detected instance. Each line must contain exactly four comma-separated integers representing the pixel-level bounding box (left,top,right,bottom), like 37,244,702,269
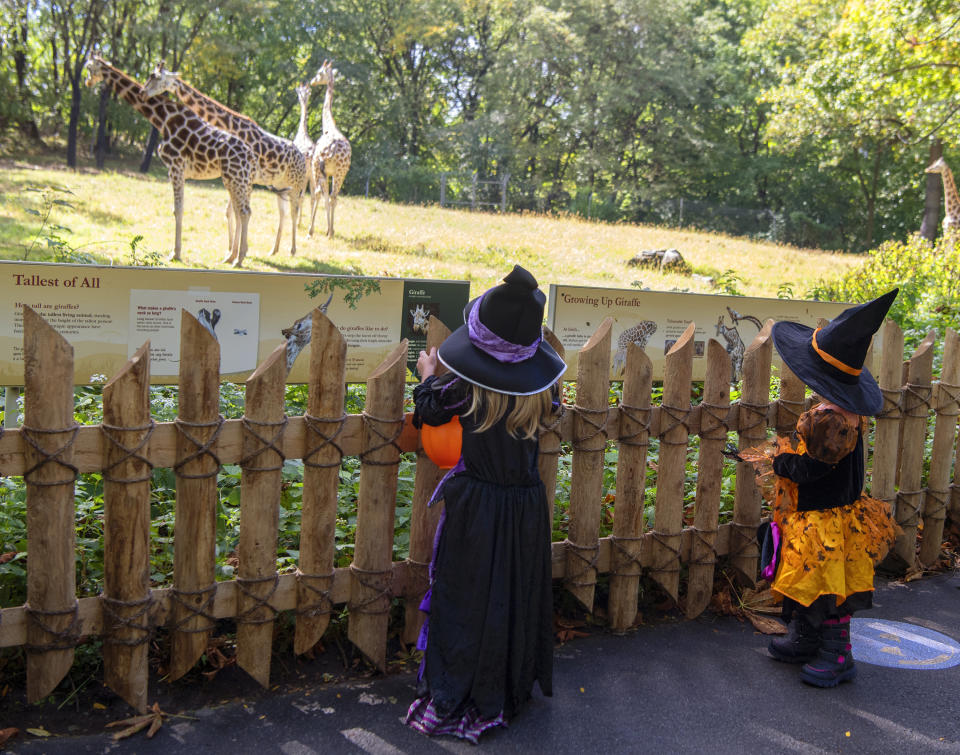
658,403,691,445
608,535,644,578
617,403,651,448
737,400,769,434
537,404,566,456
698,401,730,441
688,526,719,566
924,488,950,524
774,397,805,433
348,564,393,616
295,569,335,618
935,380,960,416
404,557,431,598
359,411,404,466
101,420,155,483
728,520,759,560
902,382,932,419
570,403,610,451
23,600,82,652
169,583,218,633
239,416,288,472
303,413,347,468
895,489,925,528
649,530,682,576
172,415,224,479
100,592,154,647
562,539,599,587
876,387,903,419
235,573,281,625
20,424,80,487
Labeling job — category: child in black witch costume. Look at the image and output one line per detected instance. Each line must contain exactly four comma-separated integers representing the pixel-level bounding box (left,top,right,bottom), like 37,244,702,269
404,265,564,742
765,289,900,687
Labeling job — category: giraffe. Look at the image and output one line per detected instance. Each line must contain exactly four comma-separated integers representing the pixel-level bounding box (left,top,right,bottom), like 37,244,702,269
925,157,960,241
143,63,307,265
294,83,318,229
83,54,254,264
308,60,351,239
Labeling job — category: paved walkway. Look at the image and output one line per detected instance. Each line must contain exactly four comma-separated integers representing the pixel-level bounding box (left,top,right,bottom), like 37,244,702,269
9,571,960,754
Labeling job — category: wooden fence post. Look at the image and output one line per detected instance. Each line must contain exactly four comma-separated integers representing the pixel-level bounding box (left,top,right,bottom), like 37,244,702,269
893,330,936,567
872,320,904,510
169,311,222,681
101,342,152,713
685,338,730,618
920,329,960,567
236,344,287,687
609,343,652,630
348,341,408,670
564,318,612,610
22,307,78,703
295,309,348,655
650,322,695,602
538,327,567,529
729,320,773,582
403,316,450,645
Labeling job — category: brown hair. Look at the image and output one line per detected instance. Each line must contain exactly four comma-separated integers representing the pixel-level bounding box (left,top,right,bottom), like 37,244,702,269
466,385,556,440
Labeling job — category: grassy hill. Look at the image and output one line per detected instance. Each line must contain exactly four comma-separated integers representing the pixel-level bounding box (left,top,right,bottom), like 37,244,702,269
0,155,863,298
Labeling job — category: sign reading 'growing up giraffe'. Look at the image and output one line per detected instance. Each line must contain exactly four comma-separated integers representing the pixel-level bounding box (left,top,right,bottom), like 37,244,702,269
548,284,853,383
0,262,469,385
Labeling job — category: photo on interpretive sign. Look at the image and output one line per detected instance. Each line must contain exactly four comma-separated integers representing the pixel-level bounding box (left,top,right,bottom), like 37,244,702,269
547,284,852,382
400,281,469,377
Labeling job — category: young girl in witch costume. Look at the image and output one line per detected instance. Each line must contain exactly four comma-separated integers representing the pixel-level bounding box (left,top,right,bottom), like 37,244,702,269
765,289,900,687
404,265,564,742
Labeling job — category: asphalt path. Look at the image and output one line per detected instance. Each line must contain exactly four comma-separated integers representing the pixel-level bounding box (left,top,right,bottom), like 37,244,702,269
9,571,960,754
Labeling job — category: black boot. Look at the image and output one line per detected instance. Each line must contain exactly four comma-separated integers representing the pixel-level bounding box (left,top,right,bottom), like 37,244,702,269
800,616,857,687
768,614,820,663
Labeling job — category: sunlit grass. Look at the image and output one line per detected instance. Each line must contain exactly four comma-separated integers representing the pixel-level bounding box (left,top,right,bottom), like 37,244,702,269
0,155,863,298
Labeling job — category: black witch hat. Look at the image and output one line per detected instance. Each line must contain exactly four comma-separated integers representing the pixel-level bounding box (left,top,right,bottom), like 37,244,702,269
438,265,567,395
771,289,898,416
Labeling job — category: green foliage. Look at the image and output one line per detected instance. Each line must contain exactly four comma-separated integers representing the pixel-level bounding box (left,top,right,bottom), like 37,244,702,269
305,277,383,309
809,235,960,349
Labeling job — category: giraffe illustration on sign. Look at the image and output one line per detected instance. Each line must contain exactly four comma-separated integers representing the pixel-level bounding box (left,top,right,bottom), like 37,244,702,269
612,320,658,376
84,54,255,264
143,62,307,266
308,60,351,239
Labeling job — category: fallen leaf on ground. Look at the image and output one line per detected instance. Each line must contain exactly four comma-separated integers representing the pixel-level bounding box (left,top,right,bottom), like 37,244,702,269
745,611,787,635
0,551,16,564
25,728,50,737
106,702,166,741
0,728,19,747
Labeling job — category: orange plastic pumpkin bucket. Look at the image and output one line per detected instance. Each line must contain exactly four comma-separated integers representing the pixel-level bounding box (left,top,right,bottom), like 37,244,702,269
421,415,463,469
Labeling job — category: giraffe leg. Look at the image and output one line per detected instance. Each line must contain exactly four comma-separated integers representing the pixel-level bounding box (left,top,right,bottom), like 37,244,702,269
222,195,239,266
271,192,287,256
308,156,326,237
169,169,185,262
327,176,344,238
288,188,302,256
225,199,236,258
230,184,252,268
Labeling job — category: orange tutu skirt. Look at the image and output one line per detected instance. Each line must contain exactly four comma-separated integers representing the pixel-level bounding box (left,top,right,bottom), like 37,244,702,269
772,495,898,607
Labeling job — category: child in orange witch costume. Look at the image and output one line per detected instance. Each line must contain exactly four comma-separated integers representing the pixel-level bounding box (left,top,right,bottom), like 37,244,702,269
766,289,899,688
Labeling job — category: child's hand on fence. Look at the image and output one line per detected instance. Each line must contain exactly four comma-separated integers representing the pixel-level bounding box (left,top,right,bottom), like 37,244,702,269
417,347,438,380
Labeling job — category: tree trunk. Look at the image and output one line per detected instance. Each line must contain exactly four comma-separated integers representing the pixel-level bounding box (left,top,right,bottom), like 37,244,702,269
95,86,111,169
66,79,82,168
920,139,944,242
140,127,160,173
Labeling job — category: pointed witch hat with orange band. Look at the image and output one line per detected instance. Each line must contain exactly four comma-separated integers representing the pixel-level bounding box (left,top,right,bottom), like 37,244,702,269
771,289,898,416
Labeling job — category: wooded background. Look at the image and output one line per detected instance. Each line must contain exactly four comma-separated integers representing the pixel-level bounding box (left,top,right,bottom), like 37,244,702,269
1,0,959,251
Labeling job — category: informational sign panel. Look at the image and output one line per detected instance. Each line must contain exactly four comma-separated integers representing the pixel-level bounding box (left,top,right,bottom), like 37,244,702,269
0,262,469,385
547,284,854,382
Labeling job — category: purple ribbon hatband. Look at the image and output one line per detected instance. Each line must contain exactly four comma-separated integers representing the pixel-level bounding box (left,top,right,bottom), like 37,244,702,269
467,292,542,363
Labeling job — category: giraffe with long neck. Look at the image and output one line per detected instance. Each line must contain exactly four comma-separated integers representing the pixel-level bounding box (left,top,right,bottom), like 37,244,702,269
143,63,307,263
926,157,960,241
84,54,254,264
293,83,317,226
308,60,351,239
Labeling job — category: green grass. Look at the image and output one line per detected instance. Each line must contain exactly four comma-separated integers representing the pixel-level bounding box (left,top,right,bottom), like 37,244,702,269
0,153,863,298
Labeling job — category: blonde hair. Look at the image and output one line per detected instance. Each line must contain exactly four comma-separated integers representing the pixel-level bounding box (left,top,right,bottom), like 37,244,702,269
466,385,556,440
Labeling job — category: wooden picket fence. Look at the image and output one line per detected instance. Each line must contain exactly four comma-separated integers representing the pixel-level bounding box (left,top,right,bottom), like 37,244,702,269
1,306,958,714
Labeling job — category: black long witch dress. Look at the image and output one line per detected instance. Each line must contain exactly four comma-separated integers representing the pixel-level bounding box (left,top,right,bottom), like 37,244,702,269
405,373,554,741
